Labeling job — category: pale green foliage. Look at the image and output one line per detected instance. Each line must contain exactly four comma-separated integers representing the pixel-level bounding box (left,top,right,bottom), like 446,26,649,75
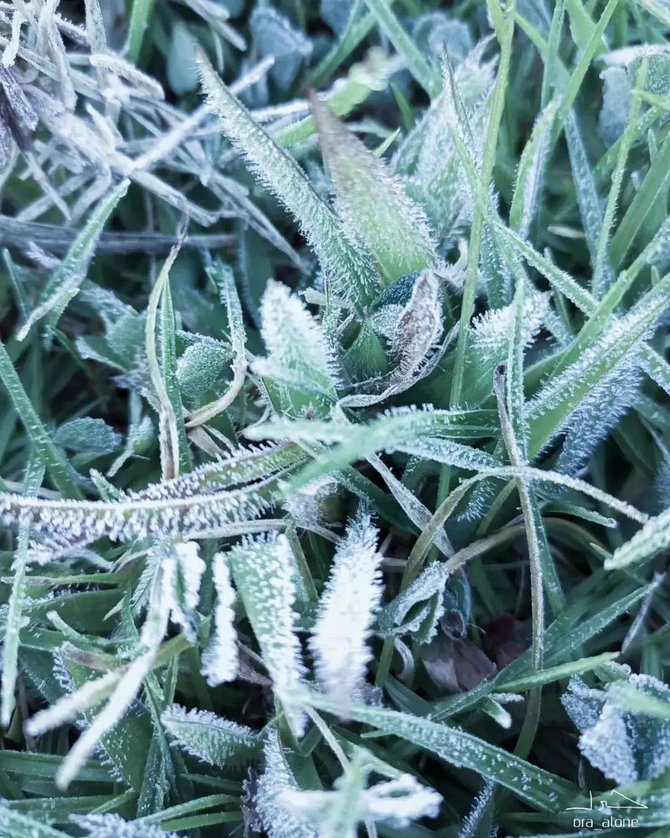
198,53,383,314
312,95,437,281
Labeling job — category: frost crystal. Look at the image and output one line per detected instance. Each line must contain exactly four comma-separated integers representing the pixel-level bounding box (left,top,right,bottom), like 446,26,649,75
201,552,239,686
310,510,383,713
254,280,339,414
390,270,443,380
229,533,306,736
69,813,178,838
161,704,260,768
254,729,318,838
377,561,449,643
312,95,437,281
562,671,670,784
278,751,442,836
167,541,206,643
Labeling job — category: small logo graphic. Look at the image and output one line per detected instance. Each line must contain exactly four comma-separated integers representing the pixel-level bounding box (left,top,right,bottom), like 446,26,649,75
565,789,647,830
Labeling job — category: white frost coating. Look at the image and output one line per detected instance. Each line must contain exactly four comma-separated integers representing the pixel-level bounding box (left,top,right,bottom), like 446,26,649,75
255,729,318,838
606,504,670,569
201,552,239,686
557,359,642,474
279,769,442,835
169,541,206,642
527,283,670,446
405,39,497,239
358,774,442,825
0,480,271,561
579,703,638,785
69,813,179,837
54,543,175,789
563,670,670,785
24,670,121,737
312,94,437,280
377,561,448,641
198,53,382,314
229,533,306,736
161,704,258,767
309,511,383,713
470,291,550,356
257,280,340,398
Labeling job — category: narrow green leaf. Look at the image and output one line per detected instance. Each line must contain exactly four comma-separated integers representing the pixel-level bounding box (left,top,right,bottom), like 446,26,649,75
527,272,670,456
125,0,155,62
0,340,81,498
503,652,620,693
17,180,129,341
605,506,670,570
161,705,261,768
1,454,44,728
301,690,577,811
509,98,560,237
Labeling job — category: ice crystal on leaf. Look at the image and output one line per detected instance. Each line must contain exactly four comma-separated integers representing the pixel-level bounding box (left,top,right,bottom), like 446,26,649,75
309,510,383,714
69,813,178,838
229,533,306,736
255,280,339,416
254,729,318,838
198,53,383,315
279,750,442,837
201,552,239,686
161,704,260,768
377,561,449,643
562,672,670,784
312,95,437,281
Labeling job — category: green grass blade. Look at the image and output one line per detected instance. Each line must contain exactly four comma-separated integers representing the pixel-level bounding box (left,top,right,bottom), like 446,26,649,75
0,340,81,498
0,453,45,728
362,0,440,98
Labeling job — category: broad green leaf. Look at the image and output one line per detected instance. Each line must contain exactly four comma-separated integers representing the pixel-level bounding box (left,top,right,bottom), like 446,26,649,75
54,418,121,455
312,96,436,281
